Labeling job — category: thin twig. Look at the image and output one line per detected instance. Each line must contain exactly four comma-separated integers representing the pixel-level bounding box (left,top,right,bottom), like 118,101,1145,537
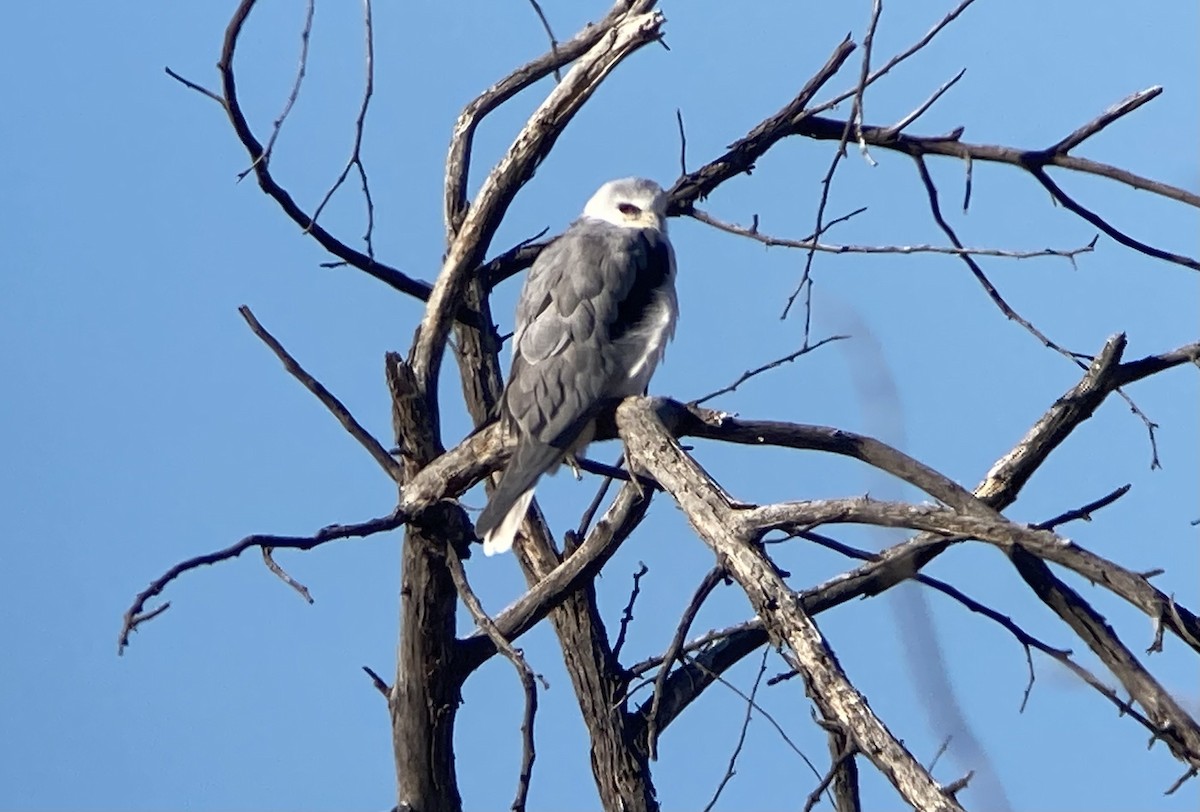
928,736,952,773
666,35,857,213
912,155,1088,362
880,68,967,139
119,509,405,652
612,562,649,660
1165,766,1199,796
702,649,770,812
782,105,856,330
1029,165,1199,271
692,334,850,405
163,66,225,106
646,567,727,758
242,0,315,180
691,207,1095,262
1052,86,1163,154
445,545,544,812
1035,484,1132,530
803,728,857,812
215,0,436,302
675,108,688,175
525,0,562,82
805,0,981,118
310,0,377,259
848,0,883,165
686,653,825,782
362,665,390,697
261,547,314,603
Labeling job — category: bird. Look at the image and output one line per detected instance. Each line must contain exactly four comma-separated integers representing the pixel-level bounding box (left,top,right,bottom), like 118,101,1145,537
475,177,679,556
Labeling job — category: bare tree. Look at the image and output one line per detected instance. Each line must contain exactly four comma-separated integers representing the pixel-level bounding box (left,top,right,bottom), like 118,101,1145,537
123,2,1199,810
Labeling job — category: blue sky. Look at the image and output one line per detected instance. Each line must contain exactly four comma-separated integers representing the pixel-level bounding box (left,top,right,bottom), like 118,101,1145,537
2,2,1197,810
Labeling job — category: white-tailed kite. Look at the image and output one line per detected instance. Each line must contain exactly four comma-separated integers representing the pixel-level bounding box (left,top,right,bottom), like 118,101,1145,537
475,177,678,555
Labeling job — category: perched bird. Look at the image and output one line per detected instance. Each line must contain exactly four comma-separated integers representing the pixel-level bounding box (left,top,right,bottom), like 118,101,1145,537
476,177,679,555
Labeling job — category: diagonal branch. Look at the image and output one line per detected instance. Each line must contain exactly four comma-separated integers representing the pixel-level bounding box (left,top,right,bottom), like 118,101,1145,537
1029,165,1199,270
215,0,435,302
666,36,857,213
412,6,666,433
1009,546,1200,769
239,305,403,482
644,567,726,759
616,398,966,812
443,0,649,240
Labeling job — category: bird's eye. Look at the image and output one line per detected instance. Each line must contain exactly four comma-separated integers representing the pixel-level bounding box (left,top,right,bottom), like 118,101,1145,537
617,203,641,217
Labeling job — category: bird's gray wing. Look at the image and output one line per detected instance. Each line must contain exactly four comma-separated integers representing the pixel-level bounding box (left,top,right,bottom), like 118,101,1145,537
475,221,672,538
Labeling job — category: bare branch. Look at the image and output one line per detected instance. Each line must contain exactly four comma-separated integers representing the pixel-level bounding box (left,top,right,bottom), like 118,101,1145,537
118,509,404,652
804,728,858,812
239,305,403,483
666,35,858,212
1052,86,1163,154
310,0,378,258
443,0,660,240
445,544,542,812
261,546,313,603
362,665,390,698
243,0,314,180
808,0,981,118
880,68,966,139
1029,165,1199,271
164,66,224,106
690,207,1095,262
617,398,966,811
675,108,688,175
912,155,1086,360
214,0,436,302
847,0,884,165
525,0,562,82
645,567,726,759
1009,545,1200,769
976,334,1124,501
414,7,666,432
457,480,650,674
1166,766,1200,796
1035,483,1132,531
702,649,769,812
792,114,1200,210
612,562,650,661
792,524,1169,744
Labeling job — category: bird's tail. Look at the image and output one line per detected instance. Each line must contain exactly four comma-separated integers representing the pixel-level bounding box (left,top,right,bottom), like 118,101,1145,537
476,440,563,555
481,489,534,556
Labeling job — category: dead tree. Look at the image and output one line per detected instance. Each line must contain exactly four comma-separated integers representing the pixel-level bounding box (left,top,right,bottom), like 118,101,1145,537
123,2,1199,810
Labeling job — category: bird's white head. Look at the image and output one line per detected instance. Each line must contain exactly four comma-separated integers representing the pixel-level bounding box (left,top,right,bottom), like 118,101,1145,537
581,177,669,232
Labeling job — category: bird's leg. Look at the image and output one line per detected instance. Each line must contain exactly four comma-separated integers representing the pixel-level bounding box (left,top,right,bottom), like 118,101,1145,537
566,455,584,481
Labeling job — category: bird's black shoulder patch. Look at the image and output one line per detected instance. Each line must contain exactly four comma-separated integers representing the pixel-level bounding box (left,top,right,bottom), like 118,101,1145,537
610,231,672,341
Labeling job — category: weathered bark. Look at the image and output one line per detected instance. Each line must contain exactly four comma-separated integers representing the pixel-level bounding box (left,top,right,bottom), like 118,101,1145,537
617,397,965,812
512,526,660,812
388,356,465,812
393,516,463,812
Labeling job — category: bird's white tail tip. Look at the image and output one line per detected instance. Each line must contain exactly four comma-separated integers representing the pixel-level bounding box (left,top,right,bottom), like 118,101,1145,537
481,489,535,556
